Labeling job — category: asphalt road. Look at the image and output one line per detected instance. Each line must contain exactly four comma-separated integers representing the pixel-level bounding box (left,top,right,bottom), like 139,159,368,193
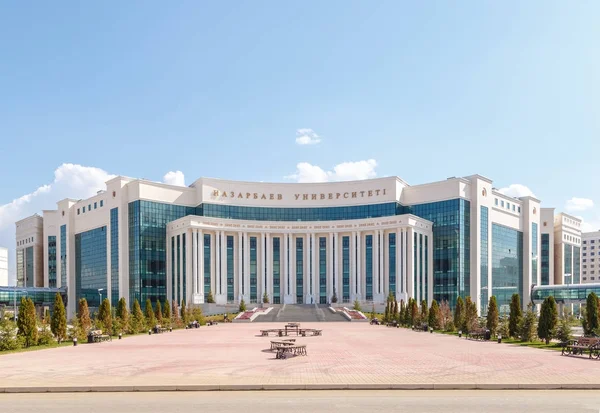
1,391,600,413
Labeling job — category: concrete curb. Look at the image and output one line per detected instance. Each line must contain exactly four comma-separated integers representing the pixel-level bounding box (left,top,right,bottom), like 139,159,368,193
2,383,600,393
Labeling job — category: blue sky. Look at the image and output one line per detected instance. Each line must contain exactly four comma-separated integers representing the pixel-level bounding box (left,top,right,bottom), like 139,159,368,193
1,2,599,279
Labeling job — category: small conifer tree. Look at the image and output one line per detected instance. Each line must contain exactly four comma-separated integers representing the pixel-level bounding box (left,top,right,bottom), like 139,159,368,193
78,298,92,333
17,297,37,347
180,300,188,325
454,297,465,331
585,292,599,335
98,298,112,334
116,297,129,333
155,300,163,324
428,299,440,330
206,290,215,304
239,299,247,313
463,296,478,333
410,298,419,326
163,299,171,326
263,291,269,304
50,293,67,343
509,293,522,338
420,300,428,324
131,299,145,333
144,299,156,329
486,296,499,335
537,296,558,344
353,299,362,312
519,303,537,342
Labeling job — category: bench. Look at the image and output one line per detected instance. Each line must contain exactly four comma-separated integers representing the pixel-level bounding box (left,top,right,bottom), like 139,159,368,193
153,325,168,334
562,337,600,358
299,328,322,337
412,324,428,332
386,321,399,328
270,339,296,350
370,319,380,325
275,344,308,359
260,329,282,337
207,320,218,326
466,329,491,341
87,330,112,343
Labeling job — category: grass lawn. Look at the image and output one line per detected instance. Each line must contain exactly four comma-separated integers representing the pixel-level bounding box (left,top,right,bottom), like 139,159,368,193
0,340,73,356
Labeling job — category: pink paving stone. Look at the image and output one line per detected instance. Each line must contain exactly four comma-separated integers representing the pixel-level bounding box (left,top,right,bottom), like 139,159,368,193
1,323,600,387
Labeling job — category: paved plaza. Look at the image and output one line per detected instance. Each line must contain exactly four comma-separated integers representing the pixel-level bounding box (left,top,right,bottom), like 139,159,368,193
2,323,600,390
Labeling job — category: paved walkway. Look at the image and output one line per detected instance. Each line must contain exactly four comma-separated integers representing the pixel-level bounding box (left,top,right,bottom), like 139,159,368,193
1,323,600,389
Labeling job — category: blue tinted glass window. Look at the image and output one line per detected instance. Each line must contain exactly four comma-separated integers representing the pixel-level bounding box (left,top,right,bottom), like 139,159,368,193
60,225,67,287
541,234,550,285
491,223,523,313
273,237,281,304
319,237,327,304
295,237,303,303
388,233,395,299
48,236,57,288
110,208,119,304
480,206,489,313
75,226,107,309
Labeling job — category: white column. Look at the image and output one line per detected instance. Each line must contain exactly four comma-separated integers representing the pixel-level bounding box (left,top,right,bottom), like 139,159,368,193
210,232,216,298
192,229,198,296
290,234,296,302
260,233,265,302
428,233,433,307
237,231,243,301
372,231,378,301
357,232,362,299
380,230,385,299
396,229,402,299
266,233,272,301
382,230,389,299
244,232,250,302
214,231,220,295
311,233,317,303
283,233,289,303
304,233,310,303
198,230,204,302
178,233,183,304
328,232,334,302
350,231,355,302
166,235,171,303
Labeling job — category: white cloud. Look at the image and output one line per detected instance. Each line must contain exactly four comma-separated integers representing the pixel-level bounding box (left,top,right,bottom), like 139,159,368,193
565,197,594,212
295,128,321,145
162,170,186,187
498,184,536,198
285,159,378,183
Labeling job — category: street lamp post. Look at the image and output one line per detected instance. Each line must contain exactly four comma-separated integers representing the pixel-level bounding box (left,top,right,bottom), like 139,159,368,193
98,288,105,310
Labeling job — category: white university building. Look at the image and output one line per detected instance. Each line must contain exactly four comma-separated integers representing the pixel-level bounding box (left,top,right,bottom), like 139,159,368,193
14,173,579,317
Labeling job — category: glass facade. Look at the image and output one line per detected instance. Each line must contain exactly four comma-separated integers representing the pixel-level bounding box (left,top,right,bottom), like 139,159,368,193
25,246,34,287
48,236,57,288
204,234,211,296
342,236,350,302
182,233,187,302
424,235,429,303
365,235,373,301
319,237,327,304
532,284,600,304
419,233,424,300
60,225,67,287
16,249,24,287
413,232,417,299
75,226,107,309
480,206,489,314
295,237,303,303
273,237,281,304
250,236,257,303
532,223,538,286
227,236,234,302
110,208,119,304
573,246,580,284
564,244,573,284
541,234,550,285
176,235,181,302
0,287,68,309
406,199,470,308
202,202,397,222
491,223,523,313
128,200,195,305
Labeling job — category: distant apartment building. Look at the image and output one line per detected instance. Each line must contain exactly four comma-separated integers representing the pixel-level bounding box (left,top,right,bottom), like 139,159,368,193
0,247,8,286
582,230,600,283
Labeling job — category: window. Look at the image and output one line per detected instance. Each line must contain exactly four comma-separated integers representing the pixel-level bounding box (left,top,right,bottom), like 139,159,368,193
592,277,596,280
88,205,91,211
583,253,587,256
100,200,104,207
518,207,521,213
512,205,516,211
94,202,97,209
501,200,505,207
593,240,596,244
495,199,498,206
77,209,80,215
592,246,596,250
593,252,596,256
507,202,510,209
82,208,85,213
584,277,587,281
584,240,587,244
584,247,587,250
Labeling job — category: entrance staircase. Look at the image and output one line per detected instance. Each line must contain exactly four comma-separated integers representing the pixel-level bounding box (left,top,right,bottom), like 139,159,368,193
253,304,348,322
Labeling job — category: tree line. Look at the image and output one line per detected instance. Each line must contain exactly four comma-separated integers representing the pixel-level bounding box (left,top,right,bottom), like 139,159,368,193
0,293,206,351
371,291,600,344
